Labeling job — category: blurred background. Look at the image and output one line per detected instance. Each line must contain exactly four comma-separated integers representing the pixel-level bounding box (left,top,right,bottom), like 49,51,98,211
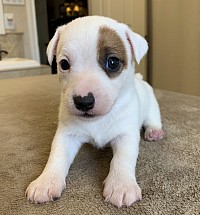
0,0,199,96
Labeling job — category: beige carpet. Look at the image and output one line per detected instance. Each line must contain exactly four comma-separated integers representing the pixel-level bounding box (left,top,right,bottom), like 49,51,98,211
0,75,199,215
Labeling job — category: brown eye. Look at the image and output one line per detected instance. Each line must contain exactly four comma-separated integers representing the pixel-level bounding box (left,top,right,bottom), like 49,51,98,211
60,59,70,70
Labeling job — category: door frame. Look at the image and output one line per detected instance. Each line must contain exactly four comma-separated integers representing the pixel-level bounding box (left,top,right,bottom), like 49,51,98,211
0,0,5,35
26,0,40,63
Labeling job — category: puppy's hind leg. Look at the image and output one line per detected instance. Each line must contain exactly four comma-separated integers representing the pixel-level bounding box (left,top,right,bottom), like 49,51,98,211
143,94,164,142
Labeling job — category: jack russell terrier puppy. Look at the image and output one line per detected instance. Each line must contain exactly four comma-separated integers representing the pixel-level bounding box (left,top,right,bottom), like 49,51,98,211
26,16,164,208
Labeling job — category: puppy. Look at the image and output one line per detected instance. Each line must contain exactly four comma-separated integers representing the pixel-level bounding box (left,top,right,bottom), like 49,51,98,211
26,16,164,208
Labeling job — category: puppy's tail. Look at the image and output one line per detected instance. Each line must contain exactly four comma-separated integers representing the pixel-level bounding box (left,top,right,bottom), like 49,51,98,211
135,73,143,80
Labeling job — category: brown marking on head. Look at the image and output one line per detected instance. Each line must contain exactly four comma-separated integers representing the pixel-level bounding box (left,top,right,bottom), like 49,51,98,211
97,26,128,78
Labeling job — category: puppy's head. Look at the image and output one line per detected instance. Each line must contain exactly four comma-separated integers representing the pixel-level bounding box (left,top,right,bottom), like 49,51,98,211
47,16,148,120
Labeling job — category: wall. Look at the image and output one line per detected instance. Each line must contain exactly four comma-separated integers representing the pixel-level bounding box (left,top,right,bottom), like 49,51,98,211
151,0,200,96
0,33,24,58
0,3,32,59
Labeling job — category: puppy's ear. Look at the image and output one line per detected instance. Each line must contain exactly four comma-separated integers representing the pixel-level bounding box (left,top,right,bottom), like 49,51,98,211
46,26,64,65
126,29,148,64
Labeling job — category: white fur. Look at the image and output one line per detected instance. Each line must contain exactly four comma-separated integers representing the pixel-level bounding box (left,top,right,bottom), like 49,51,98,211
26,16,164,208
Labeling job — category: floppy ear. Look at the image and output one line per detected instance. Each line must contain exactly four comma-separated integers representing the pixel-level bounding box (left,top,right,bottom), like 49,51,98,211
46,26,63,65
126,29,148,64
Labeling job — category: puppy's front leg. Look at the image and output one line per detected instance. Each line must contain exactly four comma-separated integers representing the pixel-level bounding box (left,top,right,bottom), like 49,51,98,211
103,133,141,208
26,126,82,204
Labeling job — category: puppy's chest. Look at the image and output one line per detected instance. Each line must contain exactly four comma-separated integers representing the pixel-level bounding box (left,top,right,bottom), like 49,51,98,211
78,121,116,148
89,137,109,148
86,126,113,148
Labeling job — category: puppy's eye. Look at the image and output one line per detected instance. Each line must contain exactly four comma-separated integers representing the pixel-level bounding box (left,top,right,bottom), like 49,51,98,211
60,59,70,70
105,57,120,72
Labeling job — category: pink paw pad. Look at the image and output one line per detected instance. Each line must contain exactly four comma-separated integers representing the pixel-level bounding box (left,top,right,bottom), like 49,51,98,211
144,128,164,142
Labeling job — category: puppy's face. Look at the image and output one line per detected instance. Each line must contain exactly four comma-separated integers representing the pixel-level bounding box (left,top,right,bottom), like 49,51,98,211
47,16,148,119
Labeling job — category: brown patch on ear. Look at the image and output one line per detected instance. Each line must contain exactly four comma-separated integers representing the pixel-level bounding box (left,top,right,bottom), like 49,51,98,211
97,26,128,78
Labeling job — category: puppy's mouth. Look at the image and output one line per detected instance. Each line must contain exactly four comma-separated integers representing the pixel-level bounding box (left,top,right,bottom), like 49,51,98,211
78,112,96,119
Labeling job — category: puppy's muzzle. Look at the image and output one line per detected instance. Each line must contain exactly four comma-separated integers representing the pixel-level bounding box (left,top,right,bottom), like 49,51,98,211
73,92,95,112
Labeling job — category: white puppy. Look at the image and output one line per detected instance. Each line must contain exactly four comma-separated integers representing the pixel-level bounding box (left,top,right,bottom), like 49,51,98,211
26,16,164,208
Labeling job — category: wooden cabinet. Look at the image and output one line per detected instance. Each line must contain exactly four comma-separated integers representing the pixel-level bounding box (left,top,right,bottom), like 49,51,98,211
88,0,148,80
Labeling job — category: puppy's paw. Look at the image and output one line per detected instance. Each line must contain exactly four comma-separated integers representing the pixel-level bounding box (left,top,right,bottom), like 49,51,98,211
144,127,164,142
103,174,142,208
25,173,66,204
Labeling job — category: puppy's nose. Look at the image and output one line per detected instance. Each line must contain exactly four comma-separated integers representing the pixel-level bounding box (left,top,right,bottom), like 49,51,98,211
73,92,95,112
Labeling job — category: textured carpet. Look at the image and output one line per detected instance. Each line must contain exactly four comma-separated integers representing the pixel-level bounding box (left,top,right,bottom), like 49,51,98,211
0,75,199,215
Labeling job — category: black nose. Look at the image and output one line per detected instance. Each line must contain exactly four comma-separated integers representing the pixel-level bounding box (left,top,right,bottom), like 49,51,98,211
73,92,95,112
